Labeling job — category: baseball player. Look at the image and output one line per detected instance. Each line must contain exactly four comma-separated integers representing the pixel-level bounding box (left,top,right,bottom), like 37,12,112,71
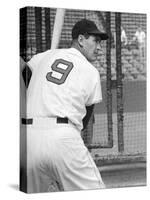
21,19,108,193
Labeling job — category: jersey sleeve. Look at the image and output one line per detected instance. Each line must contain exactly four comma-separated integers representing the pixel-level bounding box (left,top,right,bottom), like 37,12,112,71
27,54,38,71
27,50,50,71
85,69,102,106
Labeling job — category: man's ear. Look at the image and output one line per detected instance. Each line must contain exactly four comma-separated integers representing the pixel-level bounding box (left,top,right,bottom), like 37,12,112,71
77,34,85,47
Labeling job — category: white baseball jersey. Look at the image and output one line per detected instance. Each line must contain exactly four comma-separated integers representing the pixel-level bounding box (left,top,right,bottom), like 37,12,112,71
27,47,102,130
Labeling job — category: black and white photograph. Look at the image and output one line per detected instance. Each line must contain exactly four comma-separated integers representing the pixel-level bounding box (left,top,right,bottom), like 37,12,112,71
0,0,149,200
20,6,147,194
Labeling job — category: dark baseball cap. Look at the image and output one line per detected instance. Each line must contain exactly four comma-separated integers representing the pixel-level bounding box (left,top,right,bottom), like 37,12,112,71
72,19,108,40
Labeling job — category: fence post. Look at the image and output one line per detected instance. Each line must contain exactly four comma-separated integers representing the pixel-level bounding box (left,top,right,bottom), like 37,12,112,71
106,12,113,147
35,7,42,53
115,12,124,153
45,8,51,50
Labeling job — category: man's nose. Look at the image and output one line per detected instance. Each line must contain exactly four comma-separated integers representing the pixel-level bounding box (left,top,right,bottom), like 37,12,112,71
96,42,104,54
96,41,102,50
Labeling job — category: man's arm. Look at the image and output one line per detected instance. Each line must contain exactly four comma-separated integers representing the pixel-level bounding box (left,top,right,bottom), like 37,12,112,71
20,56,32,88
82,104,94,131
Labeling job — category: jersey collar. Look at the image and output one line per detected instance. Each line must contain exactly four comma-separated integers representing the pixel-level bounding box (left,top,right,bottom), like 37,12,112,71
70,47,88,61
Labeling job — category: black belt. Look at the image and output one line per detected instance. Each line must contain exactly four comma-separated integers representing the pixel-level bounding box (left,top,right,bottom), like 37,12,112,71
21,117,68,125
21,118,33,124
57,117,68,124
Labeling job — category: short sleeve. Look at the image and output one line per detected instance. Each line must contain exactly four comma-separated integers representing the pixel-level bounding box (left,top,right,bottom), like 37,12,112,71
86,70,102,106
27,54,40,71
27,50,50,71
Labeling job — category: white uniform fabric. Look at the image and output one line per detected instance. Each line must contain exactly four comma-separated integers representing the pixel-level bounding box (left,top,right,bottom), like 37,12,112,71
25,48,104,193
26,118,105,193
27,48,102,131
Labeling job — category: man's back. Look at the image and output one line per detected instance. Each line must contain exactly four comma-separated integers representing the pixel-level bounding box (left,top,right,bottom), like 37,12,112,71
27,48,102,130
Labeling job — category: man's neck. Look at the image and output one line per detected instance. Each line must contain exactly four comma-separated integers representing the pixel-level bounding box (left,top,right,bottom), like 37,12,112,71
71,42,86,59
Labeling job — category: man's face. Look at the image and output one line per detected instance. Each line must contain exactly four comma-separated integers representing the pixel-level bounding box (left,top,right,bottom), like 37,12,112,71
81,35,102,62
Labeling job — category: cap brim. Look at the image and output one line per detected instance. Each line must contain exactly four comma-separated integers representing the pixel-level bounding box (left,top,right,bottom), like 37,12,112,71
88,30,109,40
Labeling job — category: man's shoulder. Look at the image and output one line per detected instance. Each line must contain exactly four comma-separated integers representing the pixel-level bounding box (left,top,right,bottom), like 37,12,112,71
49,48,70,58
79,60,100,79
30,49,52,60
85,61,99,74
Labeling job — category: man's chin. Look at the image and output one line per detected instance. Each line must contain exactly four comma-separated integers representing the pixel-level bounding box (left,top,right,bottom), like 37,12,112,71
88,57,97,62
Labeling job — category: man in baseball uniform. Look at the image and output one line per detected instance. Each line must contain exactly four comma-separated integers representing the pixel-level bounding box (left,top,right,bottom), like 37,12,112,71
21,19,108,193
